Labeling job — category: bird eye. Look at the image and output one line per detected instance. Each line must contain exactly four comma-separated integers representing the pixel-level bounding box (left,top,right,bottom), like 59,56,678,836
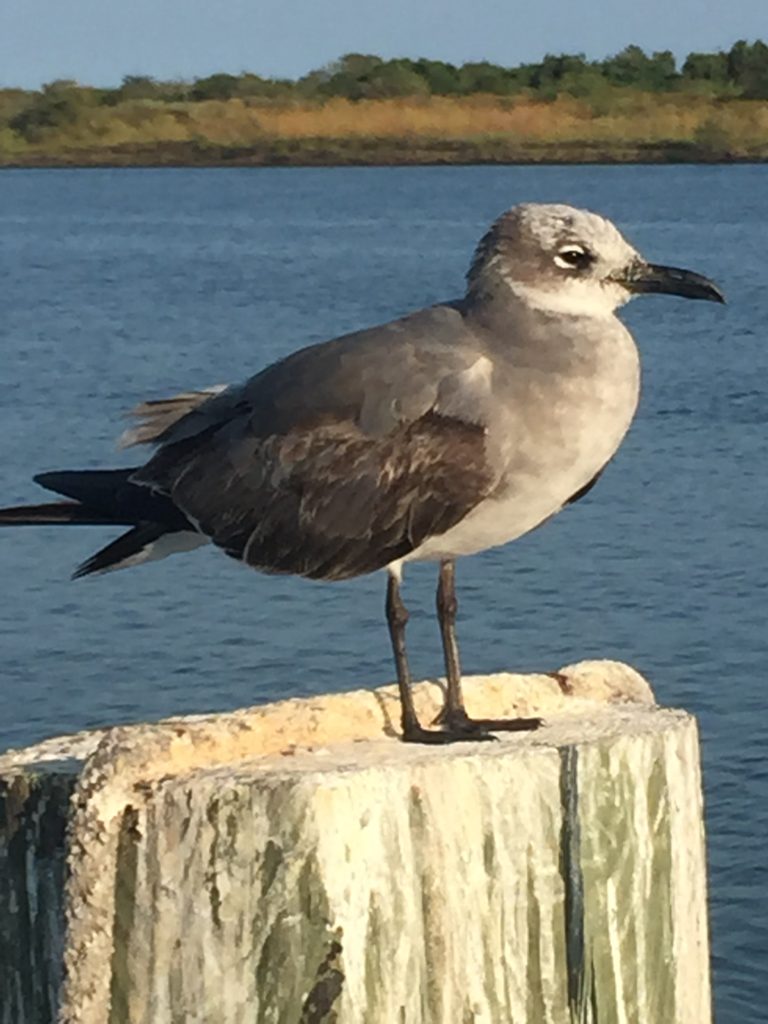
554,245,592,270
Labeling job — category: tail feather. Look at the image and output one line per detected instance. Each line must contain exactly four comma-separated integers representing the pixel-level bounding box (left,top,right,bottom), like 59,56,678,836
73,525,207,578
72,523,166,579
0,501,116,526
0,468,204,576
34,469,134,505
32,469,191,529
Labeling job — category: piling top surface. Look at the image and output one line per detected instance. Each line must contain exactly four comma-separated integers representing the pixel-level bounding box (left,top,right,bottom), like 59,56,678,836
0,659,657,781
190,706,690,791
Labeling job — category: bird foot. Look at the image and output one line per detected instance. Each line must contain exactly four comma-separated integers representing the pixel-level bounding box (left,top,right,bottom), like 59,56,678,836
434,707,543,735
401,722,497,744
400,711,542,744
466,716,543,732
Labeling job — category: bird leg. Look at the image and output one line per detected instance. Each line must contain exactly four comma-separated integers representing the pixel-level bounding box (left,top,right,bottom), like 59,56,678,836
386,570,468,744
435,559,542,736
435,558,466,721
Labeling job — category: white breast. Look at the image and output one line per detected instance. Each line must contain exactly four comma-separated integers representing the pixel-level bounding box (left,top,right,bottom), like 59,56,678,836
405,322,640,564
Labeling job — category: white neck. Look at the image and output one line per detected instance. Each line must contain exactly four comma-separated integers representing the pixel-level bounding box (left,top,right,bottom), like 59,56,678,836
509,279,629,319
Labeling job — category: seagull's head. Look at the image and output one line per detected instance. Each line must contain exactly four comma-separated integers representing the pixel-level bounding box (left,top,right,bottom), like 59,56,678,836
467,203,725,317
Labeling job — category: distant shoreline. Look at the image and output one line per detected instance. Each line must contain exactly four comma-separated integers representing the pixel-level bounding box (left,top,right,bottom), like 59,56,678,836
0,141,760,169
5,44,768,169
4,90,768,169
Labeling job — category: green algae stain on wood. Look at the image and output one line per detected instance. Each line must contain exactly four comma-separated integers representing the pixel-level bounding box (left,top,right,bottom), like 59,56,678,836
578,730,682,1024
109,807,142,1024
644,752,676,1024
407,782,445,1023
525,852,548,1024
363,893,388,1021
0,769,74,1024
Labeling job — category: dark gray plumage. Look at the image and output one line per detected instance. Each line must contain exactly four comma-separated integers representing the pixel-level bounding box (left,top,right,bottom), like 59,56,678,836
0,203,724,743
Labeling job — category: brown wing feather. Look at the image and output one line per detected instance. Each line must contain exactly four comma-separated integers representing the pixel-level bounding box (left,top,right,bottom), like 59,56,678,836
134,411,495,581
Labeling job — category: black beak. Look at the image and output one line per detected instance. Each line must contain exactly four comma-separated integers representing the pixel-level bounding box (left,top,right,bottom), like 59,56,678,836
621,262,725,303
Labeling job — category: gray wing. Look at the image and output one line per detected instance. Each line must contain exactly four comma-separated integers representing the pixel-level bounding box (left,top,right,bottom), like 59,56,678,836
130,304,499,580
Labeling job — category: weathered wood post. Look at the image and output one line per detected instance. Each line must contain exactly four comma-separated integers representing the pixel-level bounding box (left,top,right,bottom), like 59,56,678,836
0,661,711,1024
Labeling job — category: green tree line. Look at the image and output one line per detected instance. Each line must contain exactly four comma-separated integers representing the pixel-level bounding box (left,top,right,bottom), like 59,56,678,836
2,40,768,145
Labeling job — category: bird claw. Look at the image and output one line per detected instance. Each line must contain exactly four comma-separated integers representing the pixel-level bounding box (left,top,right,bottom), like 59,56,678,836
401,712,542,744
467,716,543,732
433,707,543,736
401,723,497,744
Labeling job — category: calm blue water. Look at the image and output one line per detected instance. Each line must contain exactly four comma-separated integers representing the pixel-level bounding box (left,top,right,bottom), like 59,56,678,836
1,165,766,1020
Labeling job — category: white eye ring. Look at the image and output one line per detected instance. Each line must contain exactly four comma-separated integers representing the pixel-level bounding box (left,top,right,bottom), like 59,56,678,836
554,246,587,270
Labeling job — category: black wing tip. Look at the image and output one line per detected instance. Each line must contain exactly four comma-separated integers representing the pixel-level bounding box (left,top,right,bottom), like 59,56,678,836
71,555,110,580
71,560,97,581
33,471,58,489
71,546,114,580
70,523,168,580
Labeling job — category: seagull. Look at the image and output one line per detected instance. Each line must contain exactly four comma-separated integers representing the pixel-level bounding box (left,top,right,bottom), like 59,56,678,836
0,203,724,743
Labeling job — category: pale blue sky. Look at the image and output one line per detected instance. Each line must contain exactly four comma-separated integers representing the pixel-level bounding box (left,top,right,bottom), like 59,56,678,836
1,0,765,89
